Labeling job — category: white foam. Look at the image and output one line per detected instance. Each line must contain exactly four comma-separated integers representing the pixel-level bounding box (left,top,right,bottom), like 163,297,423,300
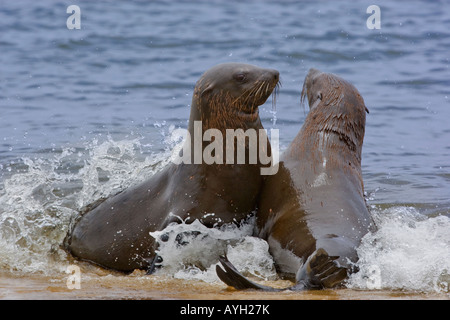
0,137,168,275
150,217,277,283
226,236,278,281
347,206,450,293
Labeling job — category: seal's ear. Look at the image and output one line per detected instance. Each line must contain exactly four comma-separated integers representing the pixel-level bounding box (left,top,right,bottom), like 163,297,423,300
201,83,214,97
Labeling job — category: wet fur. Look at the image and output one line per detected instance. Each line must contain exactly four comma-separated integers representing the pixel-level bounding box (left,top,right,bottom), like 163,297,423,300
217,68,375,291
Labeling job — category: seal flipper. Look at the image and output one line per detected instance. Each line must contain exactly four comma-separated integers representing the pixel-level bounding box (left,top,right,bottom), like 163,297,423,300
295,248,348,289
145,255,163,275
216,250,348,291
216,255,281,291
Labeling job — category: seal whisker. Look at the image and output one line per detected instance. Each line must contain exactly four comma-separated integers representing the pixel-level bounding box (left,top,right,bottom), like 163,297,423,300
262,81,268,93
253,82,266,106
300,80,308,114
264,82,274,110
253,81,265,100
232,80,260,106
234,80,267,109
272,81,281,112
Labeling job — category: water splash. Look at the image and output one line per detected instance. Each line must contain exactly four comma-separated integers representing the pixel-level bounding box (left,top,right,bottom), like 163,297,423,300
150,217,277,283
347,206,450,293
0,135,449,294
0,137,168,274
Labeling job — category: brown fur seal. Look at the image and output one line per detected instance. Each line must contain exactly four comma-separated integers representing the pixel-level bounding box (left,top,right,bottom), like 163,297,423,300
217,68,375,290
65,63,280,272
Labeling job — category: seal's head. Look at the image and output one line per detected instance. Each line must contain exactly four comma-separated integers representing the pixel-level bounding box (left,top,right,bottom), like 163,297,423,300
300,68,369,156
189,63,280,131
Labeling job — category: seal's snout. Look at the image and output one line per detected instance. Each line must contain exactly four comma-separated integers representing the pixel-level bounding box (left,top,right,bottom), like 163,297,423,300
304,68,323,88
259,69,279,84
308,68,321,75
306,68,322,81
270,70,280,84
271,70,280,82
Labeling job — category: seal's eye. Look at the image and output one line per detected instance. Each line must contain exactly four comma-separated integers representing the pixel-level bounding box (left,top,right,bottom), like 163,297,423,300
233,73,247,83
317,92,322,100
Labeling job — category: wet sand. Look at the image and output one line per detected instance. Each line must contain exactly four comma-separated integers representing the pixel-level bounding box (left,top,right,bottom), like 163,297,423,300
1,269,447,300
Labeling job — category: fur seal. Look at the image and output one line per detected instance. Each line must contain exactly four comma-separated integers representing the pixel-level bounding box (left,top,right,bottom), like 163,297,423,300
217,68,375,290
65,63,280,272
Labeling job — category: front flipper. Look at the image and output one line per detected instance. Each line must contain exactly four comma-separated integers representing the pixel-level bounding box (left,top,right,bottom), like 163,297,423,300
294,248,348,289
216,255,281,291
216,249,348,291
145,255,163,275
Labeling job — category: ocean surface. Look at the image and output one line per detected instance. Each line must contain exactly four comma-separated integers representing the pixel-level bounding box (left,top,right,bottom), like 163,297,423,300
0,0,449,299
